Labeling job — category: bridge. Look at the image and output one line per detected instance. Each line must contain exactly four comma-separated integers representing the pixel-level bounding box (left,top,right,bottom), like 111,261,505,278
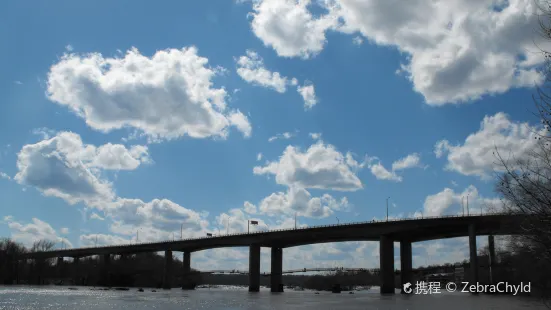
10,213,528,294
192,267,380,275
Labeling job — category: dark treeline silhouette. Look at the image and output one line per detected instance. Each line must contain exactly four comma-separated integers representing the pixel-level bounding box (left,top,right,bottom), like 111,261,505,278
1,238,377,290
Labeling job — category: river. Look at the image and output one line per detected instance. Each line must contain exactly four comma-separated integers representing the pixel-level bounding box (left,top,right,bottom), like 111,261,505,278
0,285,546,309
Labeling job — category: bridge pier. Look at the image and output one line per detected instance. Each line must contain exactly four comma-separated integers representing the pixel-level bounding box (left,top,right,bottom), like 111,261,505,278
488,235,495,284
249,244,261,292
379,235,395,294
163,250,172,289
100,254,111,287
468,223,478,291
400,240,412,294
182,251,194,290
73,257,80,285
270,247,283,292
57,257,63,278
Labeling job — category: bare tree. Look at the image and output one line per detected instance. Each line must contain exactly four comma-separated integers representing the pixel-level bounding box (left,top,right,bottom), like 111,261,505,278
30,239,56,253
492,2,551,304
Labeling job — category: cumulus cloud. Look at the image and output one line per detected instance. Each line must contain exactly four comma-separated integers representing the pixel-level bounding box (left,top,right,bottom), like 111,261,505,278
423,185,504,217
297,82,318,109
236,50,291,93
243,201,257,214
249,0,546,104
253,141,364,191
256,153,263,161
257,187,350,218
47,47,251,141
80,233,131,247
14,132,152,207
435,112,545,179
14,132,117,207
4,217,72,248
367,153,424,182
105,198,209,241
250,0,339,59
368,162,402,182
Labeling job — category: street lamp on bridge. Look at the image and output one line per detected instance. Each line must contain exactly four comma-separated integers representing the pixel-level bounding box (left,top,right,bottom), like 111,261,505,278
386,197,391,222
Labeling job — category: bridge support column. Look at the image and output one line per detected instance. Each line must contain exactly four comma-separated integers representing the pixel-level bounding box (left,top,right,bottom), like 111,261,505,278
270,247,283,292
488,235,495,284
182,251,194,290
379,235,395,294
400,240,412,294
57,257,63,278
101,254,111,287
249,244,261,292
73,257,80,285
468,224,478,291
163,250,172,289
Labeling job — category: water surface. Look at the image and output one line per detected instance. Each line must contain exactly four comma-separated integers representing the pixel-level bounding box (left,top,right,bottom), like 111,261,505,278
0,286,545,310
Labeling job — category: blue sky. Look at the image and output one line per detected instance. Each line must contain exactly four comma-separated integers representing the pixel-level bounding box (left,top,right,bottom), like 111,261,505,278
0,0,547,271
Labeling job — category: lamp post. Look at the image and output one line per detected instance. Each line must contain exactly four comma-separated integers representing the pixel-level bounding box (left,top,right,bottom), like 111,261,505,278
467,194,470,216
386,197,390,221
181,223,183,239
295,212,297,229
336,217,339,224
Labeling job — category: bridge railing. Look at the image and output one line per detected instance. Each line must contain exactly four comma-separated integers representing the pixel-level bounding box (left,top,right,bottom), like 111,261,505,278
33,212,515,254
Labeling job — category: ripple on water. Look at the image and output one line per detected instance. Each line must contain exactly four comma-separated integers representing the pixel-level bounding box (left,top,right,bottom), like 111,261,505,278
0,286,549,310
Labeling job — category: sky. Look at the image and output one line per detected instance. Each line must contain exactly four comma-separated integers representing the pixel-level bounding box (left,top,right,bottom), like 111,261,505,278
0,0,548,272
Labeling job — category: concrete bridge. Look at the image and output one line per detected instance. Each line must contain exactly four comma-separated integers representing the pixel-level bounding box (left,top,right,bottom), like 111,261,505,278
13,213,527,294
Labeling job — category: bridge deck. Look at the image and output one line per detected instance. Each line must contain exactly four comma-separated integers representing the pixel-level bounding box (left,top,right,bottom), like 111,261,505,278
17,213,527,260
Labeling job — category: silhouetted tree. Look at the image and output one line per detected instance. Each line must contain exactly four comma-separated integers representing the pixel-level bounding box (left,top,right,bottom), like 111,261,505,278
493,2,551,305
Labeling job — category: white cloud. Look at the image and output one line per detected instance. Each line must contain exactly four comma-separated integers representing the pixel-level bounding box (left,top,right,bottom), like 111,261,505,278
253,141,364,191
228,110,252,138
369,162,402,182
435,112,544,179
367,153,424,182
309,132,322,140
256,152,263,161
236,50,291,93
105,198,209,241
268,132,295,142
65,44,73,52
0,171,10,180
60,227,70,235
258,187,349,218
90,213,105,221
14,132,153,207
14,132,116,207
47,47,251,141
352,36,363,46
14,81,22,85
297,82,317,109
243,201,257,214
4,217,72,248
391,153,422,171
423,185,503,217
31,127,57,140
249,0,546,104
250,0,339,59
80,234,131,247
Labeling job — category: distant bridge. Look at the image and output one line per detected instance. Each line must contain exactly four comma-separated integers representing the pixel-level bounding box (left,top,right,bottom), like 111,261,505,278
193,267,381,275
